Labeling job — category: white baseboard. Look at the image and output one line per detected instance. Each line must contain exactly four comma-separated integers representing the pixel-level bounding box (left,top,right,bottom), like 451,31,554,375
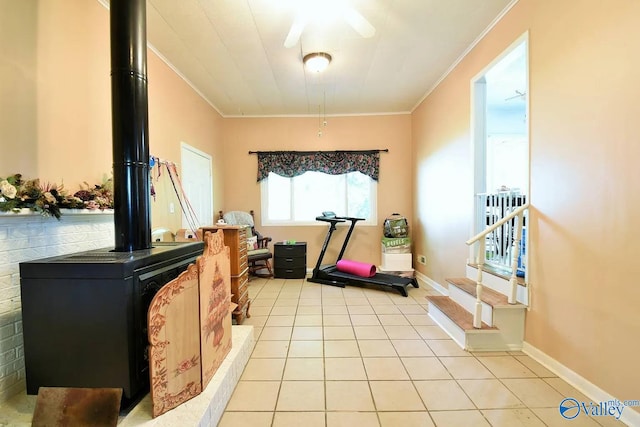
523,342,640,426
415,271,448,295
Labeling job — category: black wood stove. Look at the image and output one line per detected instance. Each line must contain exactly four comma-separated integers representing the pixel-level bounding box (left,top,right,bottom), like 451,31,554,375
19,243,202,403
19,0,203,407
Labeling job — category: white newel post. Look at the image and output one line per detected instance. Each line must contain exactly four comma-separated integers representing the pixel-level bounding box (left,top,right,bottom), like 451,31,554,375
508,212,523,304
474,238,485,328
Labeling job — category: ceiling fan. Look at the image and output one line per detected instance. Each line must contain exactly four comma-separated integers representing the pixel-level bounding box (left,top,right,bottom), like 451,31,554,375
505,90,527,101
284,1,376,48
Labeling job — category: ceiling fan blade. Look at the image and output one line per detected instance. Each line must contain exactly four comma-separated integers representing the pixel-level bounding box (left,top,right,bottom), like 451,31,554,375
505,90,526,101
343,8,375,38
284,15,307,48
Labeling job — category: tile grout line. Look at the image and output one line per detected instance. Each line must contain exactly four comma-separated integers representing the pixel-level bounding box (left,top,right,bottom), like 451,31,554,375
227,278,590,426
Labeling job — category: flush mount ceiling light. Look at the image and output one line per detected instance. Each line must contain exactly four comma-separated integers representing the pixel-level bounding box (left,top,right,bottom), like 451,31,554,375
303,52,332,73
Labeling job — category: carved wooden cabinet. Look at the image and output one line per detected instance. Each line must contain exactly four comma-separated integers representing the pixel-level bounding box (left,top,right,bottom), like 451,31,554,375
201,225,250,324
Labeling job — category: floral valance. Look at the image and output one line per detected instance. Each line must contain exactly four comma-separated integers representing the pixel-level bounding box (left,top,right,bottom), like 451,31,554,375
255,150,384,182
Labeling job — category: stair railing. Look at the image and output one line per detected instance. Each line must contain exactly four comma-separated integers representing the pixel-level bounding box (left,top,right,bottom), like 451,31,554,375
465,202,529,328
476,191,527,271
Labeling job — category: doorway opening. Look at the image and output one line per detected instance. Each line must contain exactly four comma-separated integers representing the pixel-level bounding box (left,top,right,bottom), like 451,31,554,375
471,34,529,272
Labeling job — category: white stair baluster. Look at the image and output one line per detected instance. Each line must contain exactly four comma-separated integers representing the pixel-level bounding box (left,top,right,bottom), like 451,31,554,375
508,212,524,304
474,238,485,328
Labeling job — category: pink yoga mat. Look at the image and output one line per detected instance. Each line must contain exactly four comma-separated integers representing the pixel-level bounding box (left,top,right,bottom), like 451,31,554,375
336,259,376,278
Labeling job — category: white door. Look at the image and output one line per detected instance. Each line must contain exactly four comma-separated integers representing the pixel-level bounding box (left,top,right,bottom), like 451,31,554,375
180,142,213,228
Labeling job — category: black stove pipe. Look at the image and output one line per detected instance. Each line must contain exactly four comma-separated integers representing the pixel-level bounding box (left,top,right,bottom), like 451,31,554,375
110,0,151,252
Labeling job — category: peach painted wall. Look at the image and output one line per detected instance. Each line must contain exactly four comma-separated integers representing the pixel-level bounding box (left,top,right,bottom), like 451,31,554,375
412,0,640,409
0,0,224,234
222,115,413,268
412,67,474,286
33,0,112,187
0,0,38,177
147,51,225,232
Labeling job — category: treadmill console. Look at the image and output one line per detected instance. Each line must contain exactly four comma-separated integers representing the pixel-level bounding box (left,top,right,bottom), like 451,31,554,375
316,211,344,223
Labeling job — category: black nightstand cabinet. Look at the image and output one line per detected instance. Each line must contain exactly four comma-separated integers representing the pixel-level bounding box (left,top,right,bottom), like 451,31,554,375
274,242,307,279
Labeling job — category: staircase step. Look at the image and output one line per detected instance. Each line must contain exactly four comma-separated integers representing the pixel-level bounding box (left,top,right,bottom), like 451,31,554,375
446,277,516,308
426,296,497,331
467,263,526,286
465,264,529,306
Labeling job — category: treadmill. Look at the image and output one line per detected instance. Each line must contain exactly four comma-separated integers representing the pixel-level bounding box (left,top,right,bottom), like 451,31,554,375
307,212,419,297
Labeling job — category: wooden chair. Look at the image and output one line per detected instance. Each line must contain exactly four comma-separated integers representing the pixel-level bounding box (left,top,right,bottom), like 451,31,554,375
219,210,273,278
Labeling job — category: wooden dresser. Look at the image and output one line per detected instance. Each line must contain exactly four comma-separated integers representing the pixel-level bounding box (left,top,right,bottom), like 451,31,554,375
201,225,250,324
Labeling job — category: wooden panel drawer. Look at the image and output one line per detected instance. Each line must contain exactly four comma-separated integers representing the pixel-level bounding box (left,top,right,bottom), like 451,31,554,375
235,288,249,310
230,273,248,297
238,249,248,273
238,230,247,245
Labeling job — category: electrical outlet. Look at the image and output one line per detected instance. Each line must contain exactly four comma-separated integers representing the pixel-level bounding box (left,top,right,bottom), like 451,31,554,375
417,254,426,265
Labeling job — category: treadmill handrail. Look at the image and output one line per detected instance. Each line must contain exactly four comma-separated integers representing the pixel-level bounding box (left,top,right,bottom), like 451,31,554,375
334,215,365,222
312,212,365,268
315,215,346,223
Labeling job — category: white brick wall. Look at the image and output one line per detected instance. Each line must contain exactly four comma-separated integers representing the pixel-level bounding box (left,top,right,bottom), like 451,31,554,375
0,210,114,402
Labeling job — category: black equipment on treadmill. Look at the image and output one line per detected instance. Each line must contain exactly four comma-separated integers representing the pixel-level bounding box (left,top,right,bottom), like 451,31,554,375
307,212,419,297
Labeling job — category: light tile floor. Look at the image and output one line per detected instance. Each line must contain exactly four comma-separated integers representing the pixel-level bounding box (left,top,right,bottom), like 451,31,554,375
219,277,626,427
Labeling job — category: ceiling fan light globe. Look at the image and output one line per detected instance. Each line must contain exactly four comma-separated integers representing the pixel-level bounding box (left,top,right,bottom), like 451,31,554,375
303,52,332,73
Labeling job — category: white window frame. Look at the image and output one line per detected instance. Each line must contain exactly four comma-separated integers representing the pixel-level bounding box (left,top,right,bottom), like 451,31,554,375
260,172,378,226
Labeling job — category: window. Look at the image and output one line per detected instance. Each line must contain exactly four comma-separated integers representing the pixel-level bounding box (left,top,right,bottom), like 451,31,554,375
261,171,377,225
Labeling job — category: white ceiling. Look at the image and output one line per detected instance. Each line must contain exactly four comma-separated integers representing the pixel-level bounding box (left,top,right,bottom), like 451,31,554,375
144,0,516,117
